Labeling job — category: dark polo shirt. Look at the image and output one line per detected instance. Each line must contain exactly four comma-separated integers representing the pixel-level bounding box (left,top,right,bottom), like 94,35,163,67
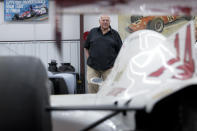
84,27,122,71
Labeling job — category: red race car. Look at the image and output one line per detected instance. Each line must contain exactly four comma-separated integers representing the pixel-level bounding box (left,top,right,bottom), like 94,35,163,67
128,16,193,33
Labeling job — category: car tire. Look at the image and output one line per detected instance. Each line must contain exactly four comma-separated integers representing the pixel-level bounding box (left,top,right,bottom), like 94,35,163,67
0,56,52,131
148,18,164,33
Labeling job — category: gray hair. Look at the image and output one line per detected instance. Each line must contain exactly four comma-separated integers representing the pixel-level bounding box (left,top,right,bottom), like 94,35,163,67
99,14,111,21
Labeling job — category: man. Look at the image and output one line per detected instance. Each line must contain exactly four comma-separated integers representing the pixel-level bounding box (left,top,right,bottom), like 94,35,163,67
195,25,197,43
84,15,123,93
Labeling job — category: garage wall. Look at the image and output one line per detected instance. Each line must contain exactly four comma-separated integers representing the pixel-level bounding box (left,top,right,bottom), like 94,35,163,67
0,1,81,73
0,1,80,40
0,41,80,72
0,1,119,73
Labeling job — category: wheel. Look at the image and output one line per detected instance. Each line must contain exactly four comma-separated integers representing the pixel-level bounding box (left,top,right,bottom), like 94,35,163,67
0,56,52,131
12,14,19,20
148,18,164,33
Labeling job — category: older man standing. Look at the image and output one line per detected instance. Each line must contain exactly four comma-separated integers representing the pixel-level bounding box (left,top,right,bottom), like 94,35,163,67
84,15,123,93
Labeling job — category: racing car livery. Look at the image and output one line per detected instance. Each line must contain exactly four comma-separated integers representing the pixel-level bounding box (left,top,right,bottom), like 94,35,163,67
128,16,193,33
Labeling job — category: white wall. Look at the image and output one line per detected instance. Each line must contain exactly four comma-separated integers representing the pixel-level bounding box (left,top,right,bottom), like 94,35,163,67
0,1,54,41
0,41,80,72
0,1,80,41
0,1,81,73
0,1,119,74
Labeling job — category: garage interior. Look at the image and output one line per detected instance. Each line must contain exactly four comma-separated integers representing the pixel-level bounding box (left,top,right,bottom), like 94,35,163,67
1,0,197,95
0,0,123,94
1,0,197,131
